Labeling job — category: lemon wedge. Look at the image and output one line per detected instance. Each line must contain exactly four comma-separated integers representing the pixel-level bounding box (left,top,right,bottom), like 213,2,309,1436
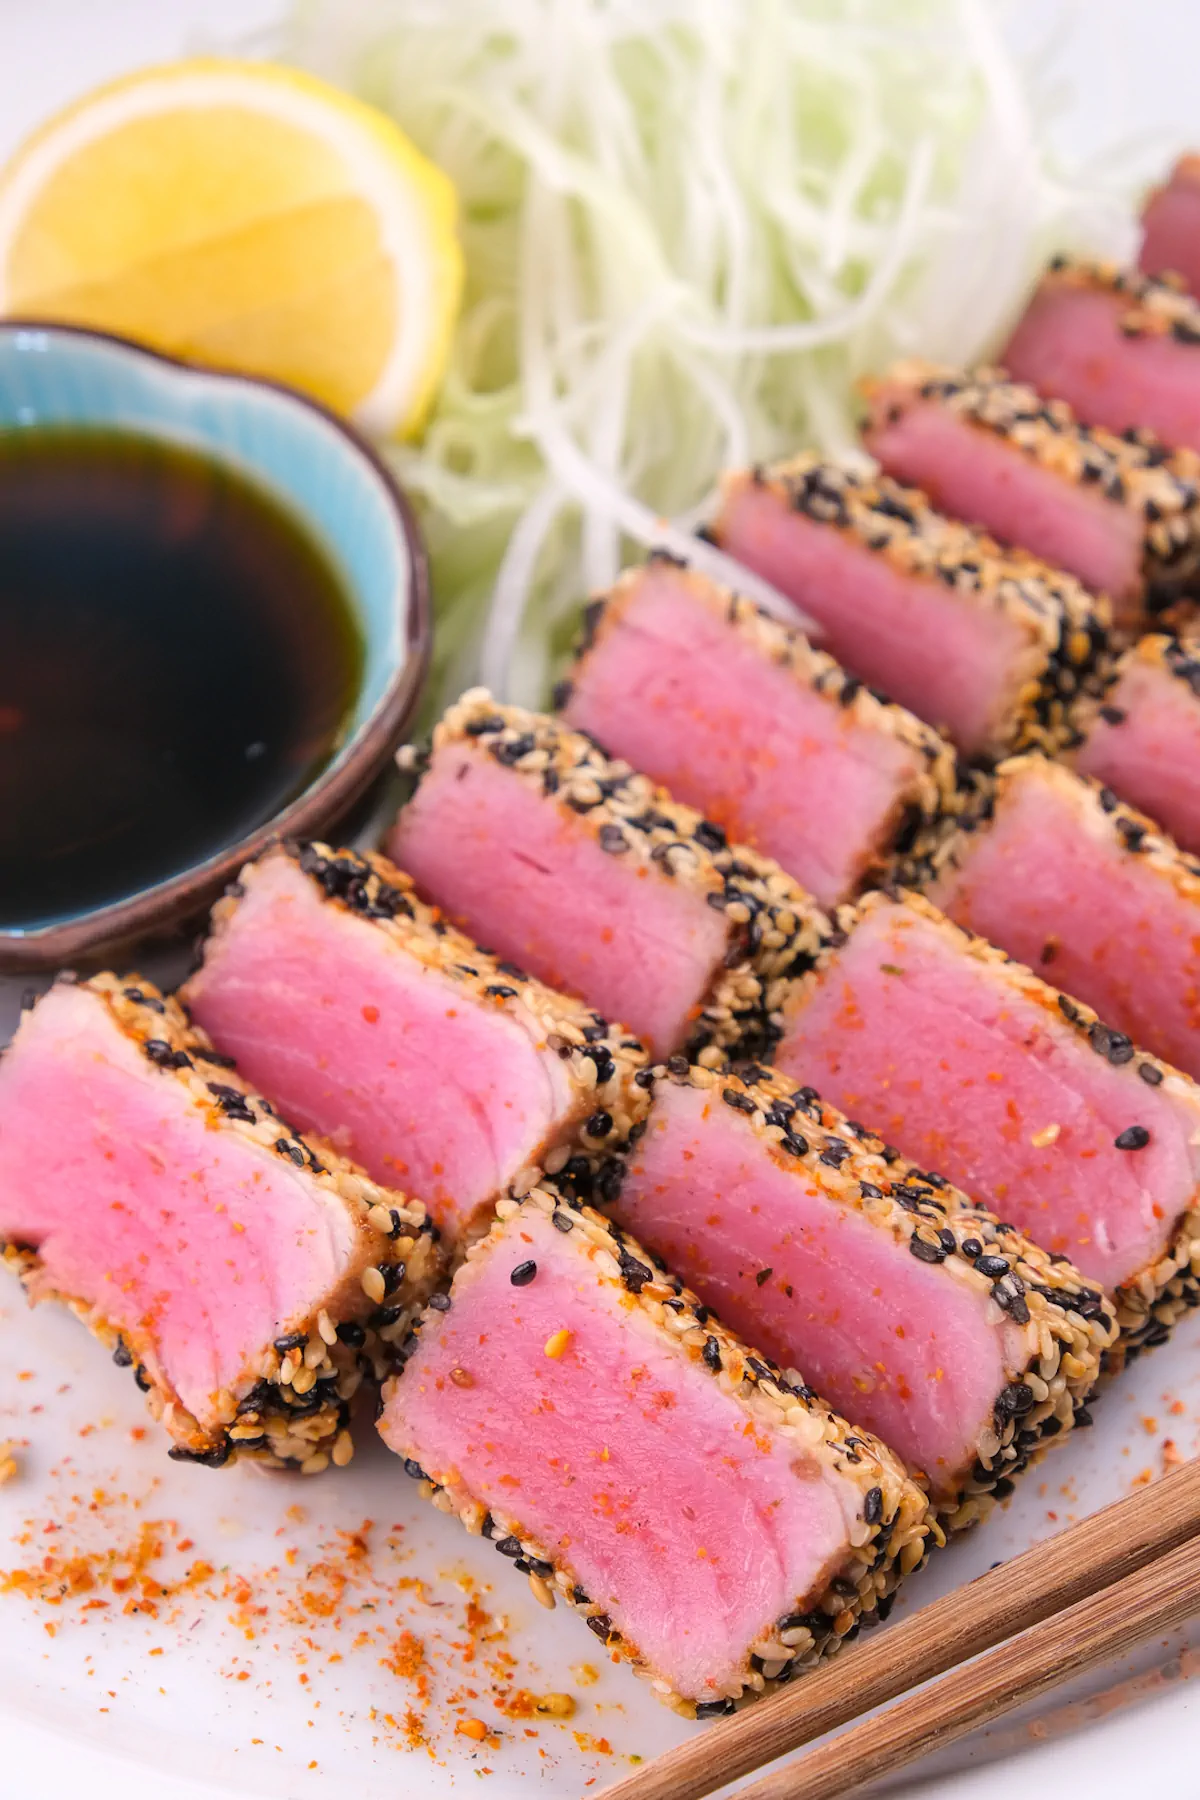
0,58,463,436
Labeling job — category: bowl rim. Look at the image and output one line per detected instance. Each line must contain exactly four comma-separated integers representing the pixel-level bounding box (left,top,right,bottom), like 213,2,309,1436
0,317,431,970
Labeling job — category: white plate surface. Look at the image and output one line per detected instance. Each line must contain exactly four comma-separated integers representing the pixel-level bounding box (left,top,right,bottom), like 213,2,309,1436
4,2,1200,1795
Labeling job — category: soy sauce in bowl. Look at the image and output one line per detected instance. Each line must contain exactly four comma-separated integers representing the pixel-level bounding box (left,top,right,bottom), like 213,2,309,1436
0,429,364,931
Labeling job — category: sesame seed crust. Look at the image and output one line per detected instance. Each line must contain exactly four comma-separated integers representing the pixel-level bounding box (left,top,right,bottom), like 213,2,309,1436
1040,255,1200,344
0,972,443,1474
807,881,1200,1363
607,1059,1114,1528
868,360,1200,621
384,1189,931,1717
1070,633,1200,747
193,841,652,1238
719,456,1113,760
571,558,962,898
412,690,836,1065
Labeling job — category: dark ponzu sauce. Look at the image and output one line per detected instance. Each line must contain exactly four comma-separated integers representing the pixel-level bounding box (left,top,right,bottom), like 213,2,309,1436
0,429,363,929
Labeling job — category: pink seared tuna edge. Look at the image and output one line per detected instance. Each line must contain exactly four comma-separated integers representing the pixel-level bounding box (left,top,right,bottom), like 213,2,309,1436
864,362,1200,632
184,843,650,1244
774,888,1200,1360
1141,157,1200,301
0,974,441,1470
1073,635,1200,857
379,1188,930,1716
561,556,958,908
1003,259,1200,458
389,691,833,1064
710,455,1111,761
927,756,1200,1091
608,1062,1113,1526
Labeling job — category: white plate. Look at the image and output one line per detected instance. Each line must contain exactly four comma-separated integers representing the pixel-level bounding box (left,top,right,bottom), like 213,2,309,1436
5,3,1200,1795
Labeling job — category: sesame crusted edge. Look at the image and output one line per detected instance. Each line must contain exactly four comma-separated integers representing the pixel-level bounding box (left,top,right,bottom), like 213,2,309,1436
562,557,962,899
413,691,835,1065
188,841,652,1233
798,883,1200,1357
1070,633,1200,751
714,458,1113,759
613,1059,1113,1527
1040,255,1200,345
0,972,442,1474
383,1187,931,1717
867,361,1200,623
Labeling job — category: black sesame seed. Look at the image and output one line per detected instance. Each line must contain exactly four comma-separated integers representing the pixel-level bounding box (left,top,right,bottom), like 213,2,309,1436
961,1238,983,1259
863,1485,883,1525
1138,1062,1165,1086
618,1247,653,1293
143,1039,193,1071
551,1211,574,1234
586,1613,614,1641
403,1459,428,1481
510,1260,538,1287
703,1335,722,1372
428,1291,452,1311
693,820,726,852
755,1267,773,1288
975,1254,1010,1278
112,1340,133,1368
336,1321,366,1347
1115,1125,1150,1150
274,1137,307,1166
909,1234,946,1264
168,1442,232,1469
598,823,629,854
722,1087,757,1114
274,1332,307,1352
695,1699,736,1719
1099,704,1126,726
586,1110,613,1138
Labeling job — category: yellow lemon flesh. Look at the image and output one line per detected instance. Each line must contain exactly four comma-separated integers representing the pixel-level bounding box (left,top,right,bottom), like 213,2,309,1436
0,59,463,436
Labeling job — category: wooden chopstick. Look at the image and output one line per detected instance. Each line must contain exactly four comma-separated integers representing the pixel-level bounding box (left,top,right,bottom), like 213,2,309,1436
734,1530,1200,1800
600,1457,1200,1800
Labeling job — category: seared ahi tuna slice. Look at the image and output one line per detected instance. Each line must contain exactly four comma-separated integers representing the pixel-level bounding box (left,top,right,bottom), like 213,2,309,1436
608,1063,1113,1525
710,457,1110,760
864,363,1200,630
0,975,440,1469
379,1191,930,1715
775,890,1200,1356
560,557,957,908
1141,157,1200,299
183,844,648,1243
1003,260,1200,455
928,755,1200,1086
388,691,832,1063
1074,636,1200,854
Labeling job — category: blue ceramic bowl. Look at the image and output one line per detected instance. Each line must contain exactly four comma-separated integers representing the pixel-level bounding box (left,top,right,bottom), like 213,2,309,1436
0,321,429,970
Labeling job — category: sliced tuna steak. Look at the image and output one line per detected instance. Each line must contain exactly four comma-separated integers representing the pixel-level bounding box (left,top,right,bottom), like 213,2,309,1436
183,844,648,1243
0,975,440,1469
929,755,1200,1087
1074,636,1200,854
864,363,1200,630
388,691,833,1063
775,890,1200,1354
1003,259,1200,455
379,1191,929,1714
561,557,957,907
1141,157,1200,300
609,1064,1113,1522
710,458,1110,760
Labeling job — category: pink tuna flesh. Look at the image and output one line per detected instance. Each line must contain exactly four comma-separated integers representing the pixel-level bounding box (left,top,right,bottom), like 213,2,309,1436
564,563,927,906
389,741,730,1057
1141,159,1200,300
865,387,1143,619
931,763,1200,1085
1003,280,1200,454
185,853,580,1237
776,901,1199,1290
1076,651,1200,857
380,1208,861,1701
614,1081,1021,1493
0,984,359,1426
713,480,1032,757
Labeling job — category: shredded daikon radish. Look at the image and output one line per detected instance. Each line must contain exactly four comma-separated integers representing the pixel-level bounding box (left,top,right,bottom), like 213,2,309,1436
286,0,1132,710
